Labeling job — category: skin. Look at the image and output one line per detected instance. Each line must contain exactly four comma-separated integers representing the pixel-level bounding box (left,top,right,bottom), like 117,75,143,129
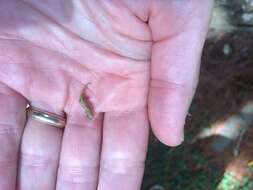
0,0,213,190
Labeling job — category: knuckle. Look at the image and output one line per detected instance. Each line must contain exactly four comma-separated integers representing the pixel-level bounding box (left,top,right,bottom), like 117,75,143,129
0,124,21,166
0,159,16,168
100,158,145,175
57,164,98,183
0,123,20,136
150,78,186,90
20,152,57,167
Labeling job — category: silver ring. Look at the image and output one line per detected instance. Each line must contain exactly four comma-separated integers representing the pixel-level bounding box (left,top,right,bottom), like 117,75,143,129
27,106,66,128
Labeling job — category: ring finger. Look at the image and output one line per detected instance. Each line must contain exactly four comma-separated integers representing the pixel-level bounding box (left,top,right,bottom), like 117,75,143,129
17,105,64,190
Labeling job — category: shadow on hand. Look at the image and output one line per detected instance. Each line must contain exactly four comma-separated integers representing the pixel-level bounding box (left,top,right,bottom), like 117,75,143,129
0,0,73,30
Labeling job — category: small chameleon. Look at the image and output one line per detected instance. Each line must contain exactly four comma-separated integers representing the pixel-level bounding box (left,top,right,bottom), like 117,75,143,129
79,83,94,120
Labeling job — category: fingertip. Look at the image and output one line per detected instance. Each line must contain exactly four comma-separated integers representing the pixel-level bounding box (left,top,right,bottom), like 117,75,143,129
150,119,185,147
157,136,183,147
148,86,188,147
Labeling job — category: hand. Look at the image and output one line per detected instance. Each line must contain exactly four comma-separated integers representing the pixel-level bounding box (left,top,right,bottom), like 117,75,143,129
0,1,213,190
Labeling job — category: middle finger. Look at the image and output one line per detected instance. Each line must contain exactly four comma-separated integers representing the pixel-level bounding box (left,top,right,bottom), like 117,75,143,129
56,83,102,190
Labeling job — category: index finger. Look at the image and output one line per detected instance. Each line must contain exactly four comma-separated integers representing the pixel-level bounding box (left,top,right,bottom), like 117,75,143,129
97,109,149,190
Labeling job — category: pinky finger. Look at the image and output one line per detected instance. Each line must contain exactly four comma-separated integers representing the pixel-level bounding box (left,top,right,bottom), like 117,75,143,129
0,83,27,189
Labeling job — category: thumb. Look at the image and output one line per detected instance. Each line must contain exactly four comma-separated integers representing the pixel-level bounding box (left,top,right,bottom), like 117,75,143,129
148,0,213,146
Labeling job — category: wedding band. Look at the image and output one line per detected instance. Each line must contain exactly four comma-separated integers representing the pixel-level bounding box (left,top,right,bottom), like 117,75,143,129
27,106,66,128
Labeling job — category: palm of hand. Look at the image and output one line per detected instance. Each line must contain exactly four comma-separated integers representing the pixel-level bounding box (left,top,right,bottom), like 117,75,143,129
1,1,151,113
0,1,212,190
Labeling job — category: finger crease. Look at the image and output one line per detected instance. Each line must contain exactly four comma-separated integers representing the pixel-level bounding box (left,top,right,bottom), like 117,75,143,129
58,164,98,183
150,78,186,89
0,124,20,135
20,152,58,167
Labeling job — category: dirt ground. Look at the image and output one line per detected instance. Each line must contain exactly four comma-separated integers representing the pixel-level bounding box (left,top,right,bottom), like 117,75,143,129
142,31,253,190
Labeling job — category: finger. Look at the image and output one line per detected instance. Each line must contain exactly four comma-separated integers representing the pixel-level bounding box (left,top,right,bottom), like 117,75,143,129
98,109,149,190
0,83,27,190
17,106,63,190
148,1,213,146
56,83,102,190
